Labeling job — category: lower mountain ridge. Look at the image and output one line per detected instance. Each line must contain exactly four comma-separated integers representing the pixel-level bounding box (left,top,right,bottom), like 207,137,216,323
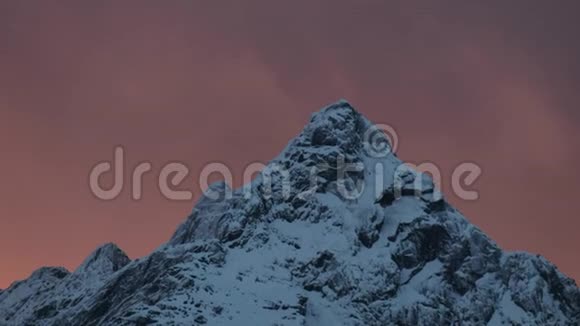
1,101,578,325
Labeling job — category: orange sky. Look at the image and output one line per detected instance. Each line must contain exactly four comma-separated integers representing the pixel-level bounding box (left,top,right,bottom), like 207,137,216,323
1,1,579,288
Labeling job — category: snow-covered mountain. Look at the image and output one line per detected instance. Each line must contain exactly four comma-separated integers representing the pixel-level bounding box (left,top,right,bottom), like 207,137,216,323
1,101,578,325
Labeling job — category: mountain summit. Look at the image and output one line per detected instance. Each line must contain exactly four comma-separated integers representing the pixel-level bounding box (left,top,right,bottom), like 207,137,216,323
1,101,578,325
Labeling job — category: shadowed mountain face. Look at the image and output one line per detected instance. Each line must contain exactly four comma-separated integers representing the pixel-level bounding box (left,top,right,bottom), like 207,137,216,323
1,101,578,325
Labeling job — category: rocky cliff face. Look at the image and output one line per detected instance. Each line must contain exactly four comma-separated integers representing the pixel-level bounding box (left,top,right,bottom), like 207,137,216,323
1,101,578,325
0,243,129,325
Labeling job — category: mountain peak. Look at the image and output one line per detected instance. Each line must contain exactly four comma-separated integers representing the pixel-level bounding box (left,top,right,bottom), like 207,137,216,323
29,266,70,281
1,101,578,325
75,242,130,275
307,99,367,135
317,98,356,114
279,100,373,160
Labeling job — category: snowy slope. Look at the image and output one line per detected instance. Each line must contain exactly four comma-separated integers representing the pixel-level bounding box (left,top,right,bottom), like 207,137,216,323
0,243,129,325
1,101,578,325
